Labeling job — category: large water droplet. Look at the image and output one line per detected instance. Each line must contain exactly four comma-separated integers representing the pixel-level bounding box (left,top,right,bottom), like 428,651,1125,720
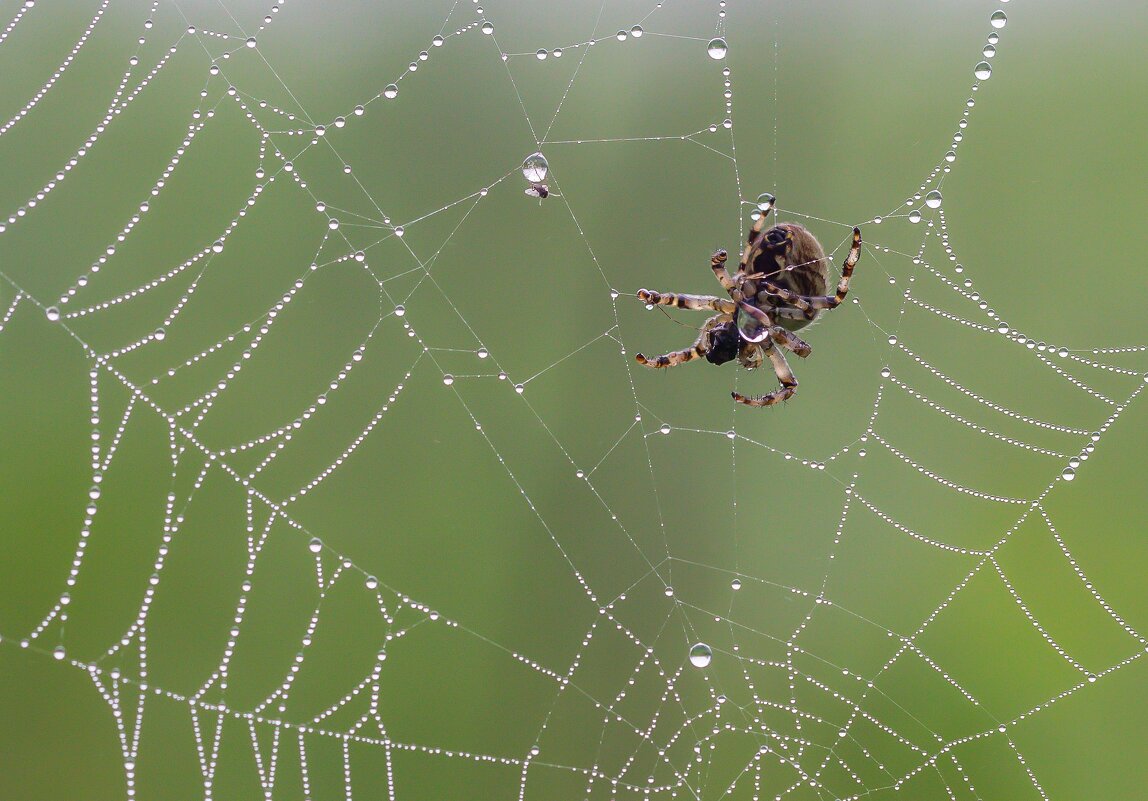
432,35,444,47
394,304,406,317
945,150,957,163
308,537,323,553
616,30,627,41
522,152,549,183
908,210,922,224
442,374,454,386
983,44,997,58
535,49,547,60
45,306,60,321
731,578,742,591
630,25,644,38
1061,467,1076,481
925,190,942,209
990,10,1007,28
481,21,494,34
736,308,768,343
756,192,776,214
689,642,713,668
706,38,728,60
384,84,398,99
974,61,993,80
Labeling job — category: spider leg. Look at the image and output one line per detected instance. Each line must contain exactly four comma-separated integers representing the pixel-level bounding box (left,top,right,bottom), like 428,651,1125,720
637,289,736,314
732,340,798,407
756,227,862,313
710,249,738,294
735,203,775,276
636,314,731,368
770,326,812,358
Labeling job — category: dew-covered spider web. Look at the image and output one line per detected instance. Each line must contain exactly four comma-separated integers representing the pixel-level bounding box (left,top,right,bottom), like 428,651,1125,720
3,1,1148,799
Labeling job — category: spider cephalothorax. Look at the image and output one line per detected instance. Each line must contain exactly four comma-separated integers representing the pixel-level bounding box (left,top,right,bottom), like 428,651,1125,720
635,197,861,406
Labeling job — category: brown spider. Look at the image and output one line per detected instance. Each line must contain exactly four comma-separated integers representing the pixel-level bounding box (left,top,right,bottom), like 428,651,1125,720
635,197,861,406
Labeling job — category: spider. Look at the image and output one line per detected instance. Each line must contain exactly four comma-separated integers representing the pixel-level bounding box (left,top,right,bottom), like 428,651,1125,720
634,198,861,406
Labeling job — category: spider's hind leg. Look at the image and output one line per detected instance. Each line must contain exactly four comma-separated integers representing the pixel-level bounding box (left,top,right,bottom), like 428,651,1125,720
732,341,798,407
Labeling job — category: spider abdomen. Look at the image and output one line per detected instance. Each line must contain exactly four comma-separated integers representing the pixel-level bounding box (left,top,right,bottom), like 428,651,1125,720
748,223,830,330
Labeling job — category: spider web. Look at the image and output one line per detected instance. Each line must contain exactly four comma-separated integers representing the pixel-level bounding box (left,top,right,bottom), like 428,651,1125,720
2,1,1147,800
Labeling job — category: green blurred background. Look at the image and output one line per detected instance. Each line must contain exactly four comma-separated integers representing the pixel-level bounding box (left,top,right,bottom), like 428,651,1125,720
2,1,1146,799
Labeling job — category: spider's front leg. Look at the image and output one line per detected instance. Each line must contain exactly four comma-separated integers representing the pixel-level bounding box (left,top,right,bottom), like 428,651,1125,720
710,249,739,295
637,289,736,314
732,340,798,407
636,314,732,368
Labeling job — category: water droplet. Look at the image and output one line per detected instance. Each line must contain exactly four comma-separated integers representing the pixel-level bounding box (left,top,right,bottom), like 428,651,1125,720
1061,467,1076,481
575,469,584,478
659,424,671,435
664,586,674,597
945,150,957,163
925,190,942,209
365,575,379,589
477,347,489,359
988,32,1000,44
432,35,444,47
481,21,494,34
394,304,406,317
908,210,922,224
997,322,1010,334
514,384,525,394
384,84,398,99
983,44,997,58
1057,346,1069,358
552,48,562,58
522,152,549,183
990,10,1007,28
245,37,257,48
53,645,66,660
880,367,891,378
212,239,225,253
616,30,627,41
731,579,741,591
394,226,405,237
756,192,776,214
630,25,644,37
45,306,60,321
706,38,728,60
308,538,322,553
442,374,454,386
88,485,101,500
689,643,713,668
974,61,993,80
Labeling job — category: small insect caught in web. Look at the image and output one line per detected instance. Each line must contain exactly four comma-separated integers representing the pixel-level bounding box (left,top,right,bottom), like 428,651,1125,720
634,193,862,407
524,183,560,201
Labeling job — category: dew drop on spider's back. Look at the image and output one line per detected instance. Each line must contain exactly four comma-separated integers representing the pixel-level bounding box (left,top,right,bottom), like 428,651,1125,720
756,192,776,214
522,152,548,183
